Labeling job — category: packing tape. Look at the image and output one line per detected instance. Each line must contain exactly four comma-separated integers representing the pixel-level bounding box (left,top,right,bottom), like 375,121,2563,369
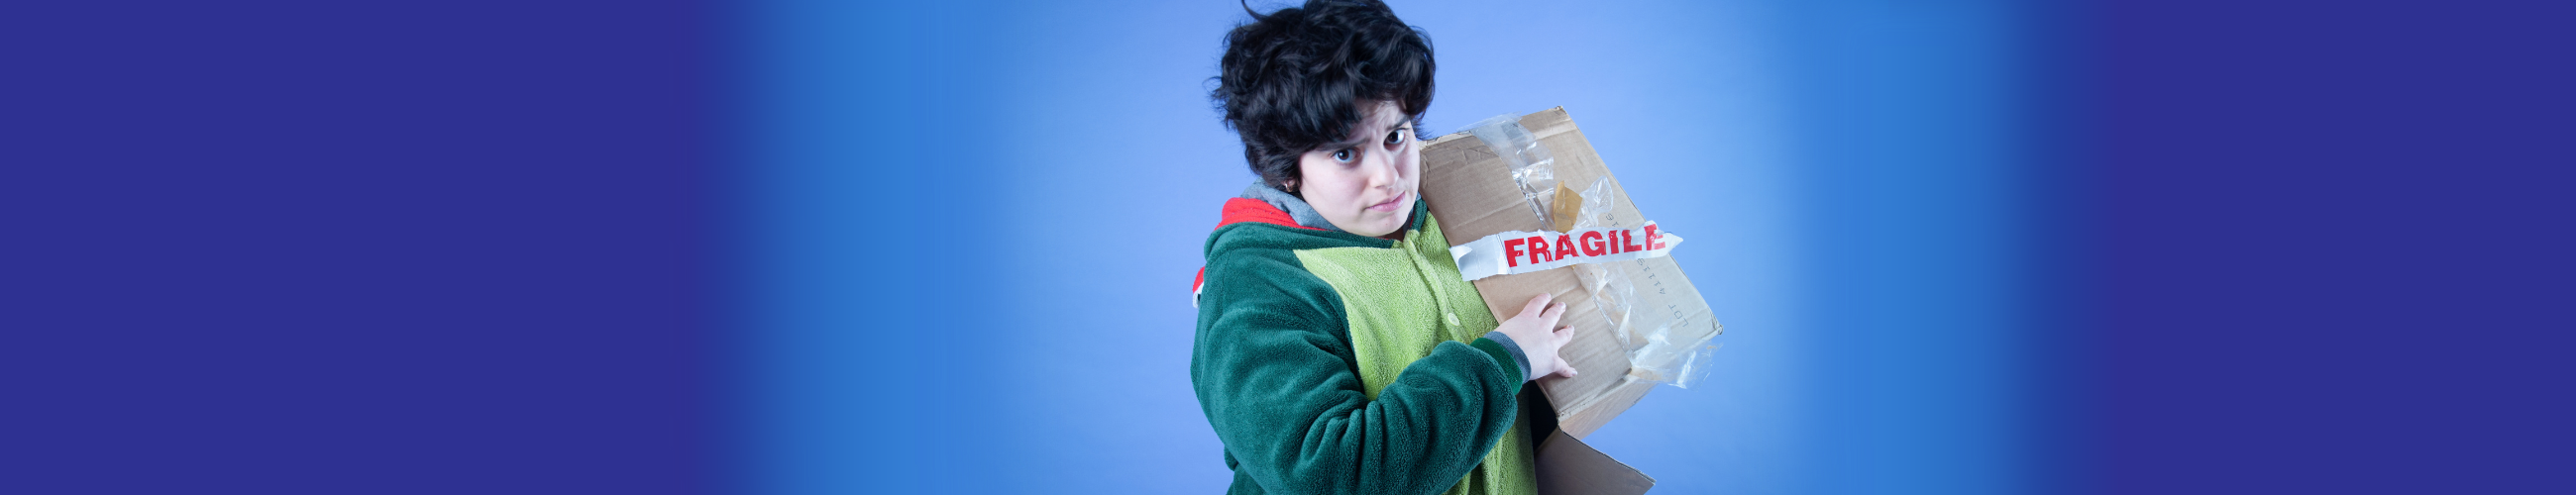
1449,222,1683,281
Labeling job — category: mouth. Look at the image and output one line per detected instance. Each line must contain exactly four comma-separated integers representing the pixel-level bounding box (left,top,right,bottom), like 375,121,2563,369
1367,191,1409,213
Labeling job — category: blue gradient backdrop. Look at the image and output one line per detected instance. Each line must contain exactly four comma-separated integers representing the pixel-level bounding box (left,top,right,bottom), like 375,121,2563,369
742,1,2069,493
9,1,2566,494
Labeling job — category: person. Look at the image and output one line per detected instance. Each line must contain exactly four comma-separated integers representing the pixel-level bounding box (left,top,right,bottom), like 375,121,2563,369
1191,2,1577,494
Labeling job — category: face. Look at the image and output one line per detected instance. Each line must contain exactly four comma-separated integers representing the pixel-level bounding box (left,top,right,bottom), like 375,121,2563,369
1287,101,1420,238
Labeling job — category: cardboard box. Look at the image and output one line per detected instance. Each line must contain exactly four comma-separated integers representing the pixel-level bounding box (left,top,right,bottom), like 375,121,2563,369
1421,107,1725,494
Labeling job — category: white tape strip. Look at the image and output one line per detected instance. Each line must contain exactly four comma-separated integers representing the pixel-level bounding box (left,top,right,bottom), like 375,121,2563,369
1449,221,1682,281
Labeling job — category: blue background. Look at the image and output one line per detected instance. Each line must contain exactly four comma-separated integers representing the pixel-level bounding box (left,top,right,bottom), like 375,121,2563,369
7,1,2568,494
740,1,2059,493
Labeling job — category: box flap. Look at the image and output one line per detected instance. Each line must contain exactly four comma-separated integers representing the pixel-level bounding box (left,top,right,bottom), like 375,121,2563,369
1535,429,1655,495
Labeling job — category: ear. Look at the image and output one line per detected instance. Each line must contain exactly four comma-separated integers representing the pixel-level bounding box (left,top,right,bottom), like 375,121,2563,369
1280,178,1299,194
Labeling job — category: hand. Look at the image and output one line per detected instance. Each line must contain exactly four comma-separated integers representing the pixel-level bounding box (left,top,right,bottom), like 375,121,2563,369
1493,292,1576,380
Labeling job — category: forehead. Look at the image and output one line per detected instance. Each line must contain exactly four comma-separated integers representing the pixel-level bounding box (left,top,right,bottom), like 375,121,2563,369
1359,100,1406,125
1340,101,1410,140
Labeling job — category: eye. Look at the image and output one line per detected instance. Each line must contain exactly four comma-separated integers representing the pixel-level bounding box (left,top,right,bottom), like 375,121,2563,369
1332,148,1354,162
1385,128,1408,147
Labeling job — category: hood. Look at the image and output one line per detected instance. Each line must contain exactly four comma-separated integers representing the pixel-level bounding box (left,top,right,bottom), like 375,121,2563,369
1236,182,1344,232
1193,182,1428,305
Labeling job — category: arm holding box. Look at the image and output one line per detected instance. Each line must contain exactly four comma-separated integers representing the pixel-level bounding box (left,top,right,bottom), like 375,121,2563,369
1193,251,1523,495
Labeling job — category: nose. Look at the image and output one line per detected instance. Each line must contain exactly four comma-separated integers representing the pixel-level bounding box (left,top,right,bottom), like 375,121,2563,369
1361,147,1397,190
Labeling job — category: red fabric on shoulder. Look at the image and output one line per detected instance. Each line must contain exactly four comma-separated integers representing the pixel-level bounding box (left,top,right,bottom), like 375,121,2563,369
1217,197,1326,231
1199,197,1325,300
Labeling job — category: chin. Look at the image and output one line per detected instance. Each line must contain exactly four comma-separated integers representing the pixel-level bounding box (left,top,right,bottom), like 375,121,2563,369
1371,211,1412,235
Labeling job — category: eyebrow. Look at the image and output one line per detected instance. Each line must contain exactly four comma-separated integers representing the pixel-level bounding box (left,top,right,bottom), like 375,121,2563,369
1327,121,1415,148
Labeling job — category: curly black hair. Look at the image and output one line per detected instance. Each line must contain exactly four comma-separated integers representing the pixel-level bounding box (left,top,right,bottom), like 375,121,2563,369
1213,0,1435,193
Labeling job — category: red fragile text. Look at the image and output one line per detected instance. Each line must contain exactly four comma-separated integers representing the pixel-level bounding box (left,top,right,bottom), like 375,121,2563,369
1500,224,1664,268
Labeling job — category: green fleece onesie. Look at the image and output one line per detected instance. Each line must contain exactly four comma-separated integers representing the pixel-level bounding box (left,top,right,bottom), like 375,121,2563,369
1192,191,1537,495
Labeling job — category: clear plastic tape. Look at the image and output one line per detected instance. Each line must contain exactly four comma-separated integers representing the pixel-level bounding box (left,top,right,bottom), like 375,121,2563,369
1624,319,1722,389
1465,116,1719,389
1569,177,1720,389
1567,177,1633,346
1640,340,1722,389
1465,115,1559,231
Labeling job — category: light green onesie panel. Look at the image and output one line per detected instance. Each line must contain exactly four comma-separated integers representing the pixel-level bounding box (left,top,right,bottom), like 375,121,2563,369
1293,214,1536,495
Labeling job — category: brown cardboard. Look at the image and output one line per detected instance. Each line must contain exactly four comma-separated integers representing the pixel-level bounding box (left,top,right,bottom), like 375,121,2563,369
1548,181,1583,230
1518,381,1657,495
1535,430,1656,495
1420,107,1725,439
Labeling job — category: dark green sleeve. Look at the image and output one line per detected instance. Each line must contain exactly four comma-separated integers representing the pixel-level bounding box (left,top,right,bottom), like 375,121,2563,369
1192,251,1522,495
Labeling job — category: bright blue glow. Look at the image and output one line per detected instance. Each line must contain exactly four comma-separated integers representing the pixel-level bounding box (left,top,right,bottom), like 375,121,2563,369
1776,2,2044,493
741,1,2061,493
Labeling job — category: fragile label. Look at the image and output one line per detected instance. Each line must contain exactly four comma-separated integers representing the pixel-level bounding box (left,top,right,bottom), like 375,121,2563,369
1449,222,1683,280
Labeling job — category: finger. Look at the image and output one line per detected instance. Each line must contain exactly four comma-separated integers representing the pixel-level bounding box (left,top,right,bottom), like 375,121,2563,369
1540,300,1566,321
1518,293,1554,318
1554,325,1574,345
1556,356,1579,378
